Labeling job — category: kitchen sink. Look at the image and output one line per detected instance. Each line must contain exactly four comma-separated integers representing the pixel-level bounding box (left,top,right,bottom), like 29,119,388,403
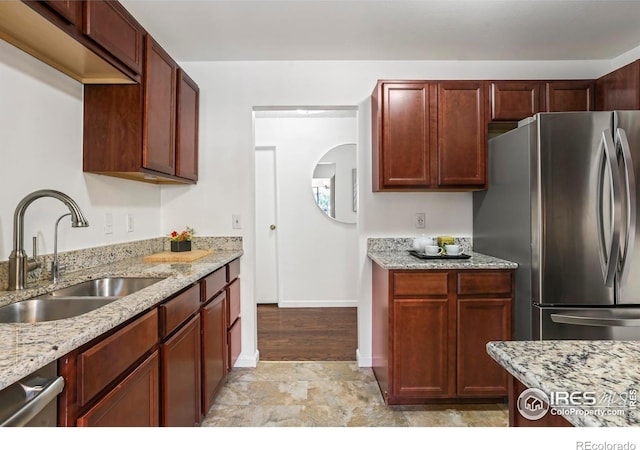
44,277,165,298
0,297,118,323
0,277,165,323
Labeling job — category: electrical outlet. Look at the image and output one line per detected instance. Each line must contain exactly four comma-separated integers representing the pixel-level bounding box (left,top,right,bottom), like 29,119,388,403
232,214,242,229
104,213,113,235
415,212,426,228
126,214,134,233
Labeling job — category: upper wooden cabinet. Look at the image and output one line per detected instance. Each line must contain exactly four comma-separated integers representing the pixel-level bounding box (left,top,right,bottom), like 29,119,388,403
491,82,541,121
0,1,142,83
545,80,595,112
491,80,595,122
372,80,487,191
83,0,144,76
596,60,640,111
83,35,199,184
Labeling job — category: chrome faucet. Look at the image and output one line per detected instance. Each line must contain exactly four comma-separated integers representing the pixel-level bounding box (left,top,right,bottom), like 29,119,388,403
8,189,90,290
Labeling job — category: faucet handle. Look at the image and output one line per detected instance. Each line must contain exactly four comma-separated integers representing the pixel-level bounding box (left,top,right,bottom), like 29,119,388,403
32,236,38,260
29,236,41,270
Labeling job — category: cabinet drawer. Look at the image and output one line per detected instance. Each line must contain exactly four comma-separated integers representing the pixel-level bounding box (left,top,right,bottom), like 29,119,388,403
228,317,241,370
393,272,448,297
77,309,158,407
160,284,200,338
227,258,240,282
227,278,241,327
202,267,226,301
77,350,160,427
457,271,512,296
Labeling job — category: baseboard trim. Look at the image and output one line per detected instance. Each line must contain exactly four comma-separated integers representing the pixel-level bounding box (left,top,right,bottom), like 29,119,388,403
356,349,372,367
233,349,259,368
277,299,358,308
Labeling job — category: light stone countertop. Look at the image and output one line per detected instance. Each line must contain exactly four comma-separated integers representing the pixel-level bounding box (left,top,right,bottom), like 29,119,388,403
0,249,243,391
368,249,518,270
487,340,640,427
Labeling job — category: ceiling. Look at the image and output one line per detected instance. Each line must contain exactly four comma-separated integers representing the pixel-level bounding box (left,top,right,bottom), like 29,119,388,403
119,0,640,62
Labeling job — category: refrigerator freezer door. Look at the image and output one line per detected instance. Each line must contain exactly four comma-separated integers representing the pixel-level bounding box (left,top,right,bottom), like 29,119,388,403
533,305,640,340
535,112,615,306
614,111,640,305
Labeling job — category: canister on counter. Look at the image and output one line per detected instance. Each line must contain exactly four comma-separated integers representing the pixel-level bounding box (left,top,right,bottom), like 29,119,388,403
437,236,455,247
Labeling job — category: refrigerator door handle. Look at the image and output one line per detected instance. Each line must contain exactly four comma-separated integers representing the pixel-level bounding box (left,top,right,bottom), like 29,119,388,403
616,128,637,287
551,313,640,327
596,130,622,287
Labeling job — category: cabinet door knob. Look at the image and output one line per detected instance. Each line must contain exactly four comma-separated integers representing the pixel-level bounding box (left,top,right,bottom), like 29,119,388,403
270,224,276,230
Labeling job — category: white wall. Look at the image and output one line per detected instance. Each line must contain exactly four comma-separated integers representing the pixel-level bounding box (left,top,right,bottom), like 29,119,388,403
255,116,358,307
163,59,613,367
0,40,162,261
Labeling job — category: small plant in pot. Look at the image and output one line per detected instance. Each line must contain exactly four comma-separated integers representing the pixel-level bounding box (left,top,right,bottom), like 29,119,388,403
169,226,194,252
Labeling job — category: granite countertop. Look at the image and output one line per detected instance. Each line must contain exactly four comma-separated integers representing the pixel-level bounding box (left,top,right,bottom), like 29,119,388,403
487,340,640,427
368,249,518,270
0,249,243,391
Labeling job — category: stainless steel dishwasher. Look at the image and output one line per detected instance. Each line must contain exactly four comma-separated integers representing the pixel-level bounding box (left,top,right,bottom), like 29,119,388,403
0,361,64,427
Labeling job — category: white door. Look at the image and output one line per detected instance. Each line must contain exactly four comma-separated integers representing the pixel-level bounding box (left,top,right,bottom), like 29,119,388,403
255,146,279,304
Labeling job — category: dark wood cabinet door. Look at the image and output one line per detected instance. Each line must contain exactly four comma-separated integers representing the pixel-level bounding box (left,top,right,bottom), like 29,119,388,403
143,35,177,176
378,82,431,189
41,0,79,24
596,60,640,111
201,291,227,414
83,0,143,74
491,82,541,121
161,315,201,427
437,81,487,187
176,69,199,181
77,351,160,427
546,81,595,112
457,298,511,397
391,298,453,399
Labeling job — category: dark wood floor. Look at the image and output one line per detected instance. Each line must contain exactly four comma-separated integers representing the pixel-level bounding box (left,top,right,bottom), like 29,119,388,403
257,304,357,361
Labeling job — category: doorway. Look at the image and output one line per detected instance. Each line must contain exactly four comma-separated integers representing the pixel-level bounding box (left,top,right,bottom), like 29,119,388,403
253,107,358,361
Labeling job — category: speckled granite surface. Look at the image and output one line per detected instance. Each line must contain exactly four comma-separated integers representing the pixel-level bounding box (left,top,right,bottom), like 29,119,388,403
0,237,242,391
487,340,640,427
367,237,517,270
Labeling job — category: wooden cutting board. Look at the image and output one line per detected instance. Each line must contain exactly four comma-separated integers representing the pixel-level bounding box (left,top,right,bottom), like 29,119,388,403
143,249,214,263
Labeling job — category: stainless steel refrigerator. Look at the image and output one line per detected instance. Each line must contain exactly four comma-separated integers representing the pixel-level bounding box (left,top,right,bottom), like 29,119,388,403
474,111,640,340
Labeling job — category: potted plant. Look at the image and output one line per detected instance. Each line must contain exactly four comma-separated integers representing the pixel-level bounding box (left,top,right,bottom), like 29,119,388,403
169,226,194,252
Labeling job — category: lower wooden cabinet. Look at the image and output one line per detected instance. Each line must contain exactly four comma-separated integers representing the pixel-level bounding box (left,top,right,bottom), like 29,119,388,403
226,276,241,370
160,314,201,427
77,351,160,427
201,290,227,414
372,264,514,405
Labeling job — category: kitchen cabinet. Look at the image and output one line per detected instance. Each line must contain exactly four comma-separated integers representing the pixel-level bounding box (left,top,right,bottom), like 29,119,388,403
83,0,144,76
596,60,640,111
545,80,595,112
491,80,594,122
371,80,487,191
159,284,202,427
83,34,199,184
372,264,513,405
226,259,242,369
200,268,228,414
1,1,141,83
58,309,159,426
490,81,542,121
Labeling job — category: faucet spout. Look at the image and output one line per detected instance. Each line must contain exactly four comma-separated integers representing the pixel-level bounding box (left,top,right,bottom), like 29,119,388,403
8,189,90,290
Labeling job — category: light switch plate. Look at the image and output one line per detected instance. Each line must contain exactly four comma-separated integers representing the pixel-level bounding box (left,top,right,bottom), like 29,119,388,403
232,214,242,229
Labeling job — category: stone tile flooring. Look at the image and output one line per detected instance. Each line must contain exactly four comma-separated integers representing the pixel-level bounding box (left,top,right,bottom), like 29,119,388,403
201,361,508,427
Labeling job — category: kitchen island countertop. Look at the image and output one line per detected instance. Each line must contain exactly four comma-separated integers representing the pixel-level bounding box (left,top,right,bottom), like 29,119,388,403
487,340,640,427
368,249,518,270
0,249,243,391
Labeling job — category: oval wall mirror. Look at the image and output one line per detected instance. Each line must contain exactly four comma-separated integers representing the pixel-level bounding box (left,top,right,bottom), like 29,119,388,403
311,143,357,224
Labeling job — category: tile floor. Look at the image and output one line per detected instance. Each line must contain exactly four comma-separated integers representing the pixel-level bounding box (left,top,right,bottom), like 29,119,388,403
201,361,508,427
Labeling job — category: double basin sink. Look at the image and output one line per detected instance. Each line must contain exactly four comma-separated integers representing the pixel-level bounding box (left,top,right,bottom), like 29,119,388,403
0,277,165,324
